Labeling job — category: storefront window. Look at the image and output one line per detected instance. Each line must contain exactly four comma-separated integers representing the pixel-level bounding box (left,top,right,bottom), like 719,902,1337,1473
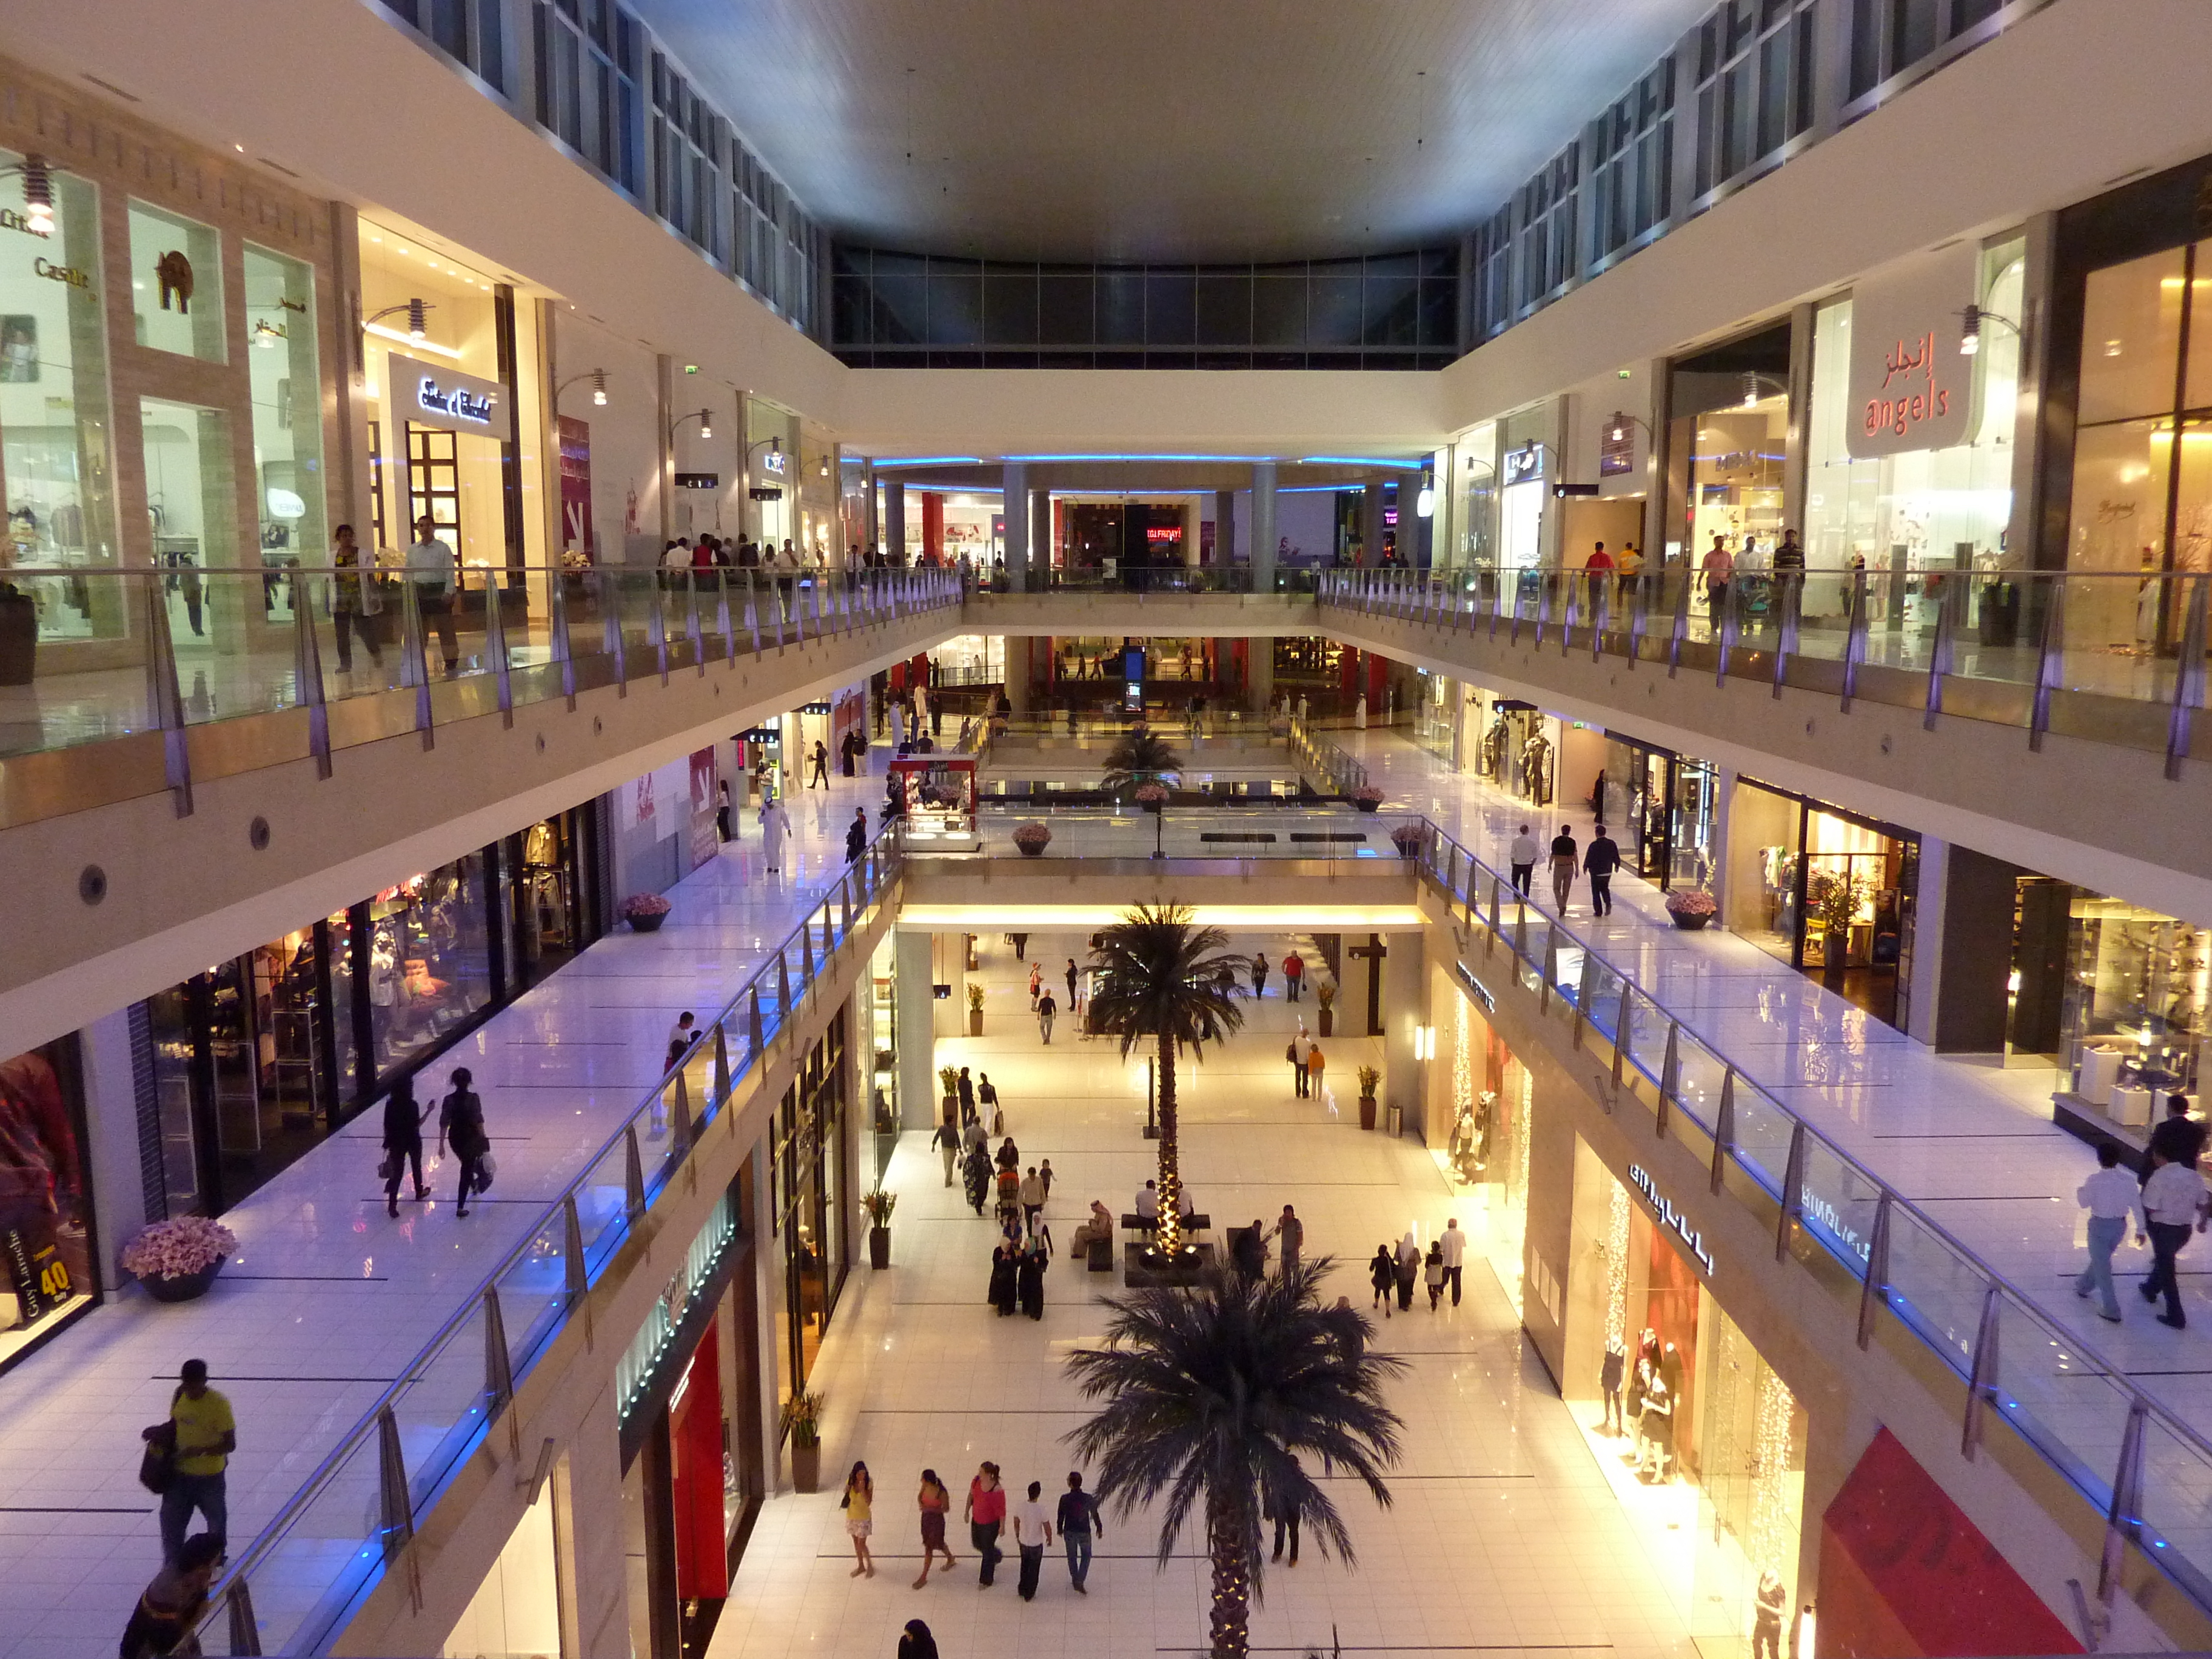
1563,1141,1806,1659
1664,324,1790,570
2059,892,2207,1124
1804,246,2023,617
772,1014,847,1405
508,811,596,986
866,936,899,1190
1436,991,1530,1316
1,154,121,643
1453,423,1496,572
367,855,493,1080
0,1037,96,1370
243,245,326,592
1470,699,1558,808
142,397,237,645
129,200,225,363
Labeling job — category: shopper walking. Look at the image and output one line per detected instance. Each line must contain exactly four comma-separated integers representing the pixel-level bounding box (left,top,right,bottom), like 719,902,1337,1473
1306,1041,1327,1103
846,808,868,863
666,1011,697,1071
962,1139,992,1215
1509,824,1540,897
1369,1244,1396,1317
2143,1094,2207,1185
1251,951,1270,999
2139,1149,2210,1328
327,523,384,675
1057,1472,1103,1593
1290,1028,1313,1096
1064,957,1080,1013
1284,948,1305,1002
898,1620,940,1659
1037,1158,1055,1204
1424,1239,1446,1310
1264,1457,1302,1565
406,514,461,672
912,1470,957,1587
1028,964,1042,1009
957,1067,976,1119
119,1534,221,1659
1276,1204,1304,1275
1439,1217,1467,1306
988,1244,1019,1316
1036,989,1056,1044
381,1077,430,1217
1395,1229,1420,1312
966,1463,1007,1586
1020,1167,1046,1229
1014,1480,1053,1600
1549,825,1578,912
979,1071,1001,1134
1701,534,1734,632
933,1117,960,1187
152,1360,233,1566
841,1462,877,1577
809,739,831,788
716,779,732,843
438,1067,491,1216
1018,1239,1048,1319
760,794,793,873
2075,1143,2138,1323
1585,824,1621,917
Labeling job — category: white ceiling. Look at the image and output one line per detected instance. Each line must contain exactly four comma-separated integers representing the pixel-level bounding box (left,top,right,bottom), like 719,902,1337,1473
631,0,1711,264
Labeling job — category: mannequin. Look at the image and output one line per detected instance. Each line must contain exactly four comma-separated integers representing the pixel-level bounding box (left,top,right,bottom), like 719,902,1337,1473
1480,715,1507,779
1355,692,1367,730
1520,730,1554,807
1600,1335,1627,1435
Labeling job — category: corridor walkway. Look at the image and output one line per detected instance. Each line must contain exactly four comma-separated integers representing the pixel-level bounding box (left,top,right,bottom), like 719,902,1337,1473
0,763,886,1659
1338,725,2212,1426
711,930,1698,1659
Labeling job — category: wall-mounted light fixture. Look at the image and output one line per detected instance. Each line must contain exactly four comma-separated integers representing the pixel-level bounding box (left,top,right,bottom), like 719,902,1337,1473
1957,301,2020,358
555,367,609,408
671,407,714,443
1,154,53,235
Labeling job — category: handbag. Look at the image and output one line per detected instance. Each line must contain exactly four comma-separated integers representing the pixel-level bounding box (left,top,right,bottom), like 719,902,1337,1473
377,1152,400,1183
138,1421,176,1495
1285,1041,1298,1064
475,1150,497,1190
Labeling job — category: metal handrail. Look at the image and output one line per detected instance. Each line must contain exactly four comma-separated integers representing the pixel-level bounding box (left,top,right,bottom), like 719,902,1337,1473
194,825,907,1652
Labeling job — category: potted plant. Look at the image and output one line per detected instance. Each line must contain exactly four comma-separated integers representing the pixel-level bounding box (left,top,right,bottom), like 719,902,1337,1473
1351,783,1385,814
122,1216,238,1302
939,1064,959,1117
1390,823,1425,858
1356,1064,1381,1131
1807,870,1864,986
1133,780,1169,813
967,982,985,1036
781,1389,825,1492
863,1188,897,1269
1315,980,1336,1037
1663,889,1717,931
622,892,672,934
1013,821,1052,857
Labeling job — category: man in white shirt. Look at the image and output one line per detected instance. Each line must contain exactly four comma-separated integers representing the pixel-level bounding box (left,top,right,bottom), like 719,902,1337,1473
2139,1150,2210,1328
1134,1180,1159,1222
2074,1144,2139,1322
1012,1481,1053,1602
1438,1218,1467,1307
404,515,459,671
1291,1029,1313,1098
1508,824,1540,897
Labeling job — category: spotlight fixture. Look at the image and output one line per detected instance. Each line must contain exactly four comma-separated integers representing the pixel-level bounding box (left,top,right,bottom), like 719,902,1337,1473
1957,300,2019,358
697,408,714,440
19,154,53,235
592,369,607,406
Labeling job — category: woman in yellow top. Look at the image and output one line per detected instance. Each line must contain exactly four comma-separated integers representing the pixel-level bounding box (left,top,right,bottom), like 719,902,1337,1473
840,1461,875,1578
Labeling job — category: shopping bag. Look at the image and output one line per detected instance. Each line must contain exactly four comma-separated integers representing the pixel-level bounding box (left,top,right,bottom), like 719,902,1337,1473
377,1153,399,1183
475,1151,497,1189
138,1422,175,1495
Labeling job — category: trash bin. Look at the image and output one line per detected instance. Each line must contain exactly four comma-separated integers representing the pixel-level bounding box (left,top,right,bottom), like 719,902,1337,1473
1386,1102,1403,1138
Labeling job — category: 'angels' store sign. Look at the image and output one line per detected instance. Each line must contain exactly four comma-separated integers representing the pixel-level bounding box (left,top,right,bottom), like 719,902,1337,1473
1844,246,1978,460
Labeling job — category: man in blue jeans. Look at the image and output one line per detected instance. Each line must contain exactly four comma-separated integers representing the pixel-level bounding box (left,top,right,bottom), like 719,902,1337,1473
1057,1470,1103,1594
155,1359,235,1565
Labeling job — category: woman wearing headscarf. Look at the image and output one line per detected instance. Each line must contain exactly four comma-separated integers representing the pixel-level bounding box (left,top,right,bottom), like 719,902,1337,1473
1017,1240,1047,1320
897,1620,939,1659
988,1243,1019,1316
962,1139,993,1215
1395,1229,1420,1312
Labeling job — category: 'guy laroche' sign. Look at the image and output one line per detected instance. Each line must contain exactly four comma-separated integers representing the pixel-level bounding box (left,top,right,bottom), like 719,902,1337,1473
386,351,512,443
1627,1164,1716,1276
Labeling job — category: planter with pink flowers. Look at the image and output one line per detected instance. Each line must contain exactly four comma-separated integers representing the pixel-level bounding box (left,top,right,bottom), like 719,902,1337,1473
123,1217,238,1303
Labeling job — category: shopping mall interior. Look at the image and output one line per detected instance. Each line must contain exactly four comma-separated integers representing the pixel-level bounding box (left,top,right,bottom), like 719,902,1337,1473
4,3,2212,1658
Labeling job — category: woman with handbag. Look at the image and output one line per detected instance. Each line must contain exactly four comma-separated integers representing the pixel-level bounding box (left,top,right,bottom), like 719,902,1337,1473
436,1068,490,1218
381,1078,430,1218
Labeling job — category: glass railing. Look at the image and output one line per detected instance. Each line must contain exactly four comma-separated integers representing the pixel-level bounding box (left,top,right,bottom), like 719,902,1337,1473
0,561,962,775
970,566,1322,595
1395,812,2212,1614
187,830,905,1656
1319,565,2212,766
937,800,1424,860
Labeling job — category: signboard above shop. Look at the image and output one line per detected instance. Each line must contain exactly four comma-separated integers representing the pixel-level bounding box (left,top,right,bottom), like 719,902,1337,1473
1503,443,1546,488
1845,245,1979,460
386,350,513,444
674,472,720,490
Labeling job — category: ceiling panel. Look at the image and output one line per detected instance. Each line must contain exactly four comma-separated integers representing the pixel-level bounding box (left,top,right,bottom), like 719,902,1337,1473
630,0,1711,263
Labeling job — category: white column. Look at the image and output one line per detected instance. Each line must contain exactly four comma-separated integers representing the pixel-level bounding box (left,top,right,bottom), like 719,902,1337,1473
1384,931,1426,1138
896,928,937,1128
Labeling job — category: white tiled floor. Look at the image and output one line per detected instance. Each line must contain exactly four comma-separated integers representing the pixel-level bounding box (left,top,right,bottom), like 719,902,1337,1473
711,933,1699,1659
0,763,886,1659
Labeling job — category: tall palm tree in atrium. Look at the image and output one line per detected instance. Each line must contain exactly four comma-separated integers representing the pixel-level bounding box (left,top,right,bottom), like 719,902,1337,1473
1065,1259,1406,1658
1086,902,1244,1259
1101,723,1183,797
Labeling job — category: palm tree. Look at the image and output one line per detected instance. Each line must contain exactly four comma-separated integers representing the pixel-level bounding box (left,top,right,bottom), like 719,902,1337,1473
1065,1259,1406,1658
1101,723,1183,796
1087,902,1245,1258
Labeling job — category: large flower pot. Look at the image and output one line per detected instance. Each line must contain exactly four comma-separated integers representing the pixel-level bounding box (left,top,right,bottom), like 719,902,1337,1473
1669,912,1711,931
1318,1009,1335,1037
1358,1095,1378,1131
1016,841,1048,857
141,1259,225,1303
869,1225,891,1269
1354,799,1381,814
790,1440,822,1493
968,1010,984,1036
629,911,666,934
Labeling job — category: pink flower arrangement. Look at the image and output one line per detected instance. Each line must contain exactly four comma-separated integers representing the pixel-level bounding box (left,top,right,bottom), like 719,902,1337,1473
1664,888,1718,917
1351,784,1386,805
1133,782,1169,804
122,1216,236,1280
1012,822,1052,851
622,892,672,919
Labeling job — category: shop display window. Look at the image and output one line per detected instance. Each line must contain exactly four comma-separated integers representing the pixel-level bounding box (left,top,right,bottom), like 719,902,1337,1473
1,154,121,642
1563,1142,1807,1658
2059,893,2207,1121
1803,246,2022,620
866,936,900,1189
771,1014,848,1406
1453,422,1496,571
441,1486,560,1659
367,856,493,1078
1470,700,1556,807
0,1037,96,1371
1437,993,1530,1316
1664,325,1789,571
128,199,225,363
141,396,238,645
243,244,326,588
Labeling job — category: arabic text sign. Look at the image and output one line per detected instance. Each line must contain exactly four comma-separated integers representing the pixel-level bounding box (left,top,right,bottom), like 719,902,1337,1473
1844,246,1977,459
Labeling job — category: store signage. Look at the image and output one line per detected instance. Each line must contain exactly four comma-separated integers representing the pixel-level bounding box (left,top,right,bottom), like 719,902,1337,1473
1145,525,1180,543
387,350,513,443
760,447,788,477
1845,245,1977,459
1503,443,1545,487
1598,414,1636,477
674,472,720,490
32,255,91,291
748,485,782,501
1452,960,1495,1012
1,206,52,240
1627,1163,1717,1275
